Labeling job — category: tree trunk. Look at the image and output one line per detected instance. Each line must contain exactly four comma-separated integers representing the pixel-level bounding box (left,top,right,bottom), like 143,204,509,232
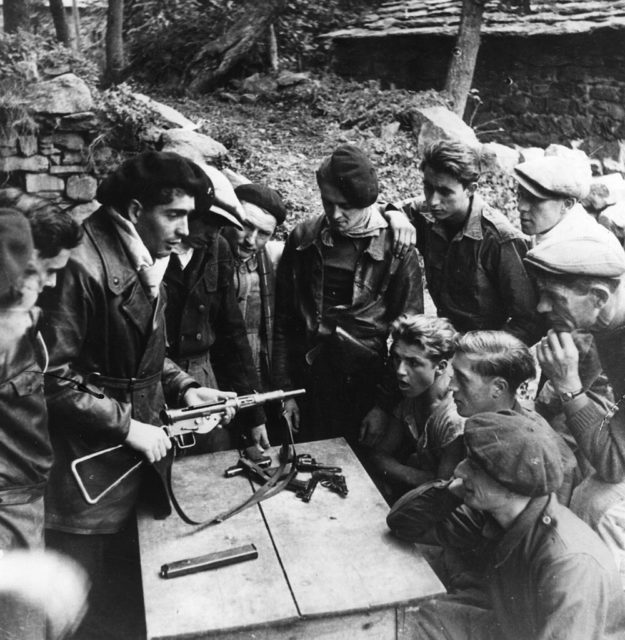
72,0,82,51
105,0,124,86
187,0,287,95
268,23,279,72
3,0,32,33
48,0,71,46
444,0,486,118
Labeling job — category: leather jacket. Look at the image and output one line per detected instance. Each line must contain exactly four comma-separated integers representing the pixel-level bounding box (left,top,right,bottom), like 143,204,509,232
40,207,196,534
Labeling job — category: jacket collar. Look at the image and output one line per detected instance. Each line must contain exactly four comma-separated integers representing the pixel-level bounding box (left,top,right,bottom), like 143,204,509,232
431,193,485,242
295,214,386,261
493,494,552,568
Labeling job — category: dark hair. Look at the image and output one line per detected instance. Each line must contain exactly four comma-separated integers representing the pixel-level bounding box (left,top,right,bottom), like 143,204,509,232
391,314,458,362
0,188,82,258
454,331,536,393
420,140,481,187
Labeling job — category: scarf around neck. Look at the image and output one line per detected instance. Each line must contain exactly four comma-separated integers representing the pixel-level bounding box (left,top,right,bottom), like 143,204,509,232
320,205,388,246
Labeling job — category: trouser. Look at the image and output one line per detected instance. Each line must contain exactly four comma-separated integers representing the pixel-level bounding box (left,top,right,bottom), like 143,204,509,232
570,473,625,585
45,522,145,640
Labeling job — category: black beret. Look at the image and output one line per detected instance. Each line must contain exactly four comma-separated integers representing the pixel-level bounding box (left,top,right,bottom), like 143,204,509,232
96,151,214,213
316,144,379,208
0,207,33,301
234,183,287,226
464,410,563,497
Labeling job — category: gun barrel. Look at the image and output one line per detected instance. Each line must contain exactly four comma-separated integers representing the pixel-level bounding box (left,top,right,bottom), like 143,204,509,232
161,388,306,425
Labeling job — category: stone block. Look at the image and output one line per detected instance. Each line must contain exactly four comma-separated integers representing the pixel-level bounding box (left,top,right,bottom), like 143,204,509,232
25,173,65,192
29,73,94,114
0,155,49,172
58,112,98,131
50,164,89,175
589,85,622,103
66,174,97,202
480,142,521,174
132,92,196,129
160,128,228,164
63,151,86,164
39,137,59,156
0,147,17,158
408,106,478,156
52,133,85,151
17,135,38,157
68,200,100,223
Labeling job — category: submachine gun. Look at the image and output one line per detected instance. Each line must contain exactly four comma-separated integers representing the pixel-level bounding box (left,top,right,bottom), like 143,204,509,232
71,389,306,507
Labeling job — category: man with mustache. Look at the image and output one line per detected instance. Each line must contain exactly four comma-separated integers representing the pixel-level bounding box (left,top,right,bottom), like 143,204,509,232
525,226,625,583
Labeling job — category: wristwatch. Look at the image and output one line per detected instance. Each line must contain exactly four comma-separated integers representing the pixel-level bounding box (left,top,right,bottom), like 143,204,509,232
559,388,584,403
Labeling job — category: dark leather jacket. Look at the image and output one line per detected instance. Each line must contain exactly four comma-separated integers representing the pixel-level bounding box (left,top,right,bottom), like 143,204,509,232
399,194,542,345
40,207,196,534
273,214,424,389
164,235,264,429
388,486,625,640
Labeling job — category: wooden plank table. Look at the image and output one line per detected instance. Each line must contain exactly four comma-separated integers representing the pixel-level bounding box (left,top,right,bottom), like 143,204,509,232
137,438,445,639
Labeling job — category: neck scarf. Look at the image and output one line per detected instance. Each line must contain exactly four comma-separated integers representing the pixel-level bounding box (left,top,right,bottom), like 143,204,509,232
107,208,170,300
320,205,388,246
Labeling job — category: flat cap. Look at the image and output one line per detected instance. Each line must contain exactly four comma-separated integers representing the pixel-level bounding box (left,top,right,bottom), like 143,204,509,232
464,410,563,497
0,207,34,301
235,183,287,226
96,150,213,214
514,156,591,201
524,223,625,277
316,144,378,208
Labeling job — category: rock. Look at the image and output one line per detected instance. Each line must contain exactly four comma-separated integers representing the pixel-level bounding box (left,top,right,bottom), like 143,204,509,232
409,106,479,154
380,121,401,141
517,147,545,163
58,112,99,131
131,93,197,130
239,73,278,94
52,133,85,151
29,73,93,114
66,175,98,202
276,71,311,88
480,142,521,174
159,129,228,164
18,135,38,157
25,173,65,192
68,200,100,223
0,155,49,173
50,164,89,175
63,151,86,164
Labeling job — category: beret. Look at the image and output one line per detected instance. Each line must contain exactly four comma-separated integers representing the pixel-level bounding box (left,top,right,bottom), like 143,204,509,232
524,223,625,277
235,183,287,226
96,151,214,213
0,207,34,301
316,144,379,208
464,410,563,497
514,156,591,201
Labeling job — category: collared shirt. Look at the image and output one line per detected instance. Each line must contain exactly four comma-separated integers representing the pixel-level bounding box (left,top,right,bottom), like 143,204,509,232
398,194,541,345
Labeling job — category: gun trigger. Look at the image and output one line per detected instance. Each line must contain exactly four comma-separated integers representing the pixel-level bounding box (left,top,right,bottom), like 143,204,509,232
176,433,196,449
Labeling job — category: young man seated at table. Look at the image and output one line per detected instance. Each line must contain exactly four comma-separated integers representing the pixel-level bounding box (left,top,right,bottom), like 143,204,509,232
387,412,625,640
367,314,464,503
450,330,578,506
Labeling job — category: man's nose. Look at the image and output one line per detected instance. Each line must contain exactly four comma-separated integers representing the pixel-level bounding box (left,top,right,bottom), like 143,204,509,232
248,228,258,244
517,197,530,213
537,295,552,314
396,360,407,376
449,374,458,392
176,216,189,237
333,204,346,219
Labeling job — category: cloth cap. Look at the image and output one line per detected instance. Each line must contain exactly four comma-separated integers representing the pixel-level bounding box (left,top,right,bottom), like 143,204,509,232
0,207,34,300
235,183,287,226
524,223,625,277
514,157,591,201
316,144,378,208
96,151,214,214
464,410,563,497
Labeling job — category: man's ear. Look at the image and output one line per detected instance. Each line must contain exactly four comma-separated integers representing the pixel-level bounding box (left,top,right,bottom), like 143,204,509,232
126,199,143,225
491,376,509,398
466,182,478,196
590,284,611,309
434,359,449,378
563,197,576,211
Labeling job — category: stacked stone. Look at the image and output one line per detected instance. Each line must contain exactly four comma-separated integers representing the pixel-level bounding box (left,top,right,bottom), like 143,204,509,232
0,73,101,222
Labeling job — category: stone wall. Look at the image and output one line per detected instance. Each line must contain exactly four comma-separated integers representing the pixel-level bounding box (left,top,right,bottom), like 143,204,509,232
331,27,625,163
0,73,103,222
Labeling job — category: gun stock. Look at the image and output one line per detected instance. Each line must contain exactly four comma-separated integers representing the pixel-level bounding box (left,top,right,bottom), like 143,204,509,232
71,388,306,505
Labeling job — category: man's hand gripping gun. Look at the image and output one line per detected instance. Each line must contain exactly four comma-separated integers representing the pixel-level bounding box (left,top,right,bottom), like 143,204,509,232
71,388,306,505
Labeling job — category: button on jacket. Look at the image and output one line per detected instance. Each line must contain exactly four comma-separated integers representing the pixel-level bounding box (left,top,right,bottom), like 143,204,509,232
399,194,541,345
40,207,197,534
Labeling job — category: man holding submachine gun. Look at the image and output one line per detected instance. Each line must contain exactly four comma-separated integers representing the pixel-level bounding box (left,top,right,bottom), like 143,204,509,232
38,151,275,640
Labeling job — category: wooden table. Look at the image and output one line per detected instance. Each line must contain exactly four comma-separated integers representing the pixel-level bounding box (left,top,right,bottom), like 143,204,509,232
137,438,444,640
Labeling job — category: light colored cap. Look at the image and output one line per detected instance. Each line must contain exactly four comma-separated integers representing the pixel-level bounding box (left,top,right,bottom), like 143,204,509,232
514,156,591,201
